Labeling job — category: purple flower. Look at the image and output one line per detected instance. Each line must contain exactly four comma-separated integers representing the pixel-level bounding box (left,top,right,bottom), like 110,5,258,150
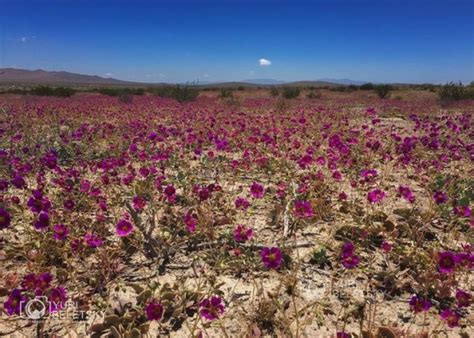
250,182,265,199
235,197,250,210
398,185,415,203
455,289,471,308
164,185,176,203
341,254,360,269
0,207,11,229
437,251,458,274
63,199,75,211
184,211,197,233
409,295,431,313
33,212,50,231
49,287,68,312
36,272,53,291
340,242,359,269
27,190,51,213
21,273,38,291
367,189,385,203
0,179,9,191
84,233,103,248
41,151,58,169
360,169,378,181
440,309,459,328
336,332,350,338
115,219,134,237
298,154,313,169
199,296,225,321
433,191,448,205
4,289,28,316
145,300,164,321
53,224,69,241
260,247,283,269
380,240,392,253
293,200,314,219
132,196,147,210
11,175,26,189
233,225,253,243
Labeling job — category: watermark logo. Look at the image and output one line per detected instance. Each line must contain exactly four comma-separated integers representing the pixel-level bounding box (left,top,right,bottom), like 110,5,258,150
19,297,88,321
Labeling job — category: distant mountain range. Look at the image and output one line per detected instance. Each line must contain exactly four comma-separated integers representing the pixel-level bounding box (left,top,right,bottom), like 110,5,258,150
0,68,370,87
0,68,135,85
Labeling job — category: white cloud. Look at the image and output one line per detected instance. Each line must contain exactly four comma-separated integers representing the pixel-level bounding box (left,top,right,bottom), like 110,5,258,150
203,73,210,78
259,58,271,66
20,37,27,43
104,72,114,78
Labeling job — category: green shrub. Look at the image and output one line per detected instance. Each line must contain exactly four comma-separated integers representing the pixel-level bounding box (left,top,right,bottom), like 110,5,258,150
374,84,392,99
30,85,76,97
306,91,322,99
170,83,200,103
117,93,133,104
360,83,374,90
282,87,300,99
219,88,234,98
149,83,199,102
96,87,144,97
270,87,279,97
438,82,474,101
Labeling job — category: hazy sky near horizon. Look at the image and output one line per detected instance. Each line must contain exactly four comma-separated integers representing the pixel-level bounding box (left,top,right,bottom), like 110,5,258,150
0,0,473,84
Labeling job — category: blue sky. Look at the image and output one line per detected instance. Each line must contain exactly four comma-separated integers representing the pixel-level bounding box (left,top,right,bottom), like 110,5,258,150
0,0,473,83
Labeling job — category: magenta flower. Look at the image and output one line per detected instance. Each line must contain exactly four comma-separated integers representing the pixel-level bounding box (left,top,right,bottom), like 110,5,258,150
63,199,75,211
164,184,176,203
297,154,313,169
440,309,459,328
260,247,283,269
398,185,415,203
340,242,360,269
293,200,314,219
33,212,50,231
360,169,378,181
145,299,164,321
453,205,471,218
233,225,253,243
341,254,360,269
116,219,134,237
433,191,448,205
27,190,51,213
455,289,471,308
0,207,11,229
4,289,28,316
132,196,147,210
409,295,431,313
199,296,225,321
11,174,26,189
36,272,53,291
336,332,350,338
235,197,250,210
0,179,9,191
84,233,103,248
338,192,348,201
21,273,38,291
367,189,385,203
49,287,68,312
437,251,458,274
380,240,392,253
41,151,58,169
53,224,69,241
184,211,197,233
250,182,265,199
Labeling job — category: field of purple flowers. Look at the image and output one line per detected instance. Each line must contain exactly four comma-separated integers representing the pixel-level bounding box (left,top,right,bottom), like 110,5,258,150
0,92,472,337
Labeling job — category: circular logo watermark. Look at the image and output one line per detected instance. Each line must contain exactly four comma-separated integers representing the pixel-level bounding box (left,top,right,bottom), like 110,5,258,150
24,298,47,320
